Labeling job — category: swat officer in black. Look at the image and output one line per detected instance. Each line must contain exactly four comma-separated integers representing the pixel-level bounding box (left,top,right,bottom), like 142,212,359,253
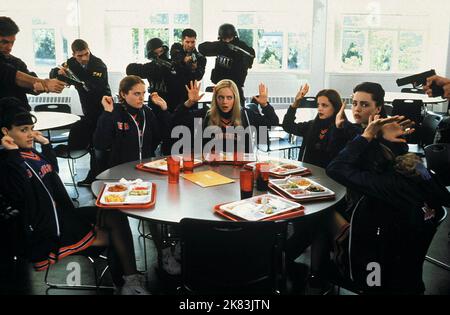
49,39,111,186
170,28,206,107
198,23,255,104
126,38,178,113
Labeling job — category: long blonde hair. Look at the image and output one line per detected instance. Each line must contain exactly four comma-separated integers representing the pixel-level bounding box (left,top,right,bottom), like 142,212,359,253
208,79,242,127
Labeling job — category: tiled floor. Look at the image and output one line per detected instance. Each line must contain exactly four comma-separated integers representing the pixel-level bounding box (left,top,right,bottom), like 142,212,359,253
1,152,449,295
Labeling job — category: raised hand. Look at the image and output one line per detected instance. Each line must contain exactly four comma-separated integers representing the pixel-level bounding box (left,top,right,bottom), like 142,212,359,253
184,80,204,108
32,130,50,145
381,117,415,143
1,135,19,150
150,92,168,111
291,83,310,109
253,83,269,107
335,102,347,128
363,115,412,142
102,96,114,112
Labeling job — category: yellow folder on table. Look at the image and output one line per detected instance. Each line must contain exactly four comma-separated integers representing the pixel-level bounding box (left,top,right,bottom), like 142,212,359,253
181,170,235,188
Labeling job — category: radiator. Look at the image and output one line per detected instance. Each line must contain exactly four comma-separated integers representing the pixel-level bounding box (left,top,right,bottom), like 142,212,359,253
27,95,72,104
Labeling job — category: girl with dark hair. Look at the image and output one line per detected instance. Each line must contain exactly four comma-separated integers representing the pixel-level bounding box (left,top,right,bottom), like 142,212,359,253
93,75,171,168
324,115,450,294
282,84,344,167
0,97,149,294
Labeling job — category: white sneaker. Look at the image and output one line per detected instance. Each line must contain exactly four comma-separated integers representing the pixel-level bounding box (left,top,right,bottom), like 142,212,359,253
161,247,181,276
121,273,151,295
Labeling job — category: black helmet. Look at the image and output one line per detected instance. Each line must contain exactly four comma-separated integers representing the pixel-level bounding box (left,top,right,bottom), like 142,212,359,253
218,23,237,40
146,38,164,58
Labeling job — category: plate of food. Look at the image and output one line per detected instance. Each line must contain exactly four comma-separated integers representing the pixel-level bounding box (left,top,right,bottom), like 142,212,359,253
269,176,333,200
143,157,202,171
246,159,308,176
219,194,301,221
100,180,153,205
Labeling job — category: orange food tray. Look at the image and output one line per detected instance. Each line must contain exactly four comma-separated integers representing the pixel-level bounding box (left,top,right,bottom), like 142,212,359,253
213,203,305,222
135,163,168,175
243,164,312,178
136,161,204,175
95,183,157,209
268,183,335,202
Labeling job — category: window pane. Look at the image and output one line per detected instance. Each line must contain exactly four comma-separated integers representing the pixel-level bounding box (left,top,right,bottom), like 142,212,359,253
149,14,169,25
288,33,310,70
258,30,283,69
341,30,365,70
32,29,56,66
237,14,254,25
174,29,183,43
369,31,394,72
238,29,254,48
132,28,140,60
399,31,424,72
144,28,169,45
174,14,189,25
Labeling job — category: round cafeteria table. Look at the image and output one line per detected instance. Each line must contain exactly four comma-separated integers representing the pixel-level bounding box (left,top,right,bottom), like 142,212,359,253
32,111,81,131
92,159,346,224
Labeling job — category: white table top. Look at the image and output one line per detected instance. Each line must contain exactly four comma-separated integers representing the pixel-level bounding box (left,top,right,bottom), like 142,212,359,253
384,92,446,104
275,107,355,123
93,161,346,224
32,111,81,131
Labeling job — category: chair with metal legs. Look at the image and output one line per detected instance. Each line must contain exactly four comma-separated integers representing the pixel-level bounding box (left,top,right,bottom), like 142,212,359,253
44,246,113,291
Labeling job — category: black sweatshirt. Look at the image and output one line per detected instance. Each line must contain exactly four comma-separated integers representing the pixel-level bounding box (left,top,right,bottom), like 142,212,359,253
94,103,171,167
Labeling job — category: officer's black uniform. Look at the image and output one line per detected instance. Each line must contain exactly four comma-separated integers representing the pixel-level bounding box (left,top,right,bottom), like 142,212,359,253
170,43,206,106
198,24,255,104
126,39,178,113
50,54,111,127
0,52,38,111
49,53,111,184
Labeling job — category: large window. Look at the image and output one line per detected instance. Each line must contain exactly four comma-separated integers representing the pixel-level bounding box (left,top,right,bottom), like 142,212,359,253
203,0,313,72
327,0,450,74
339,14,425,72
104,0,191,72
0,0,79,74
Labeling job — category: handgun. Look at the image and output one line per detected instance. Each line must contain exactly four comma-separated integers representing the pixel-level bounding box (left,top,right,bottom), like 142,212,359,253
56,67,89,92
396,69,444,97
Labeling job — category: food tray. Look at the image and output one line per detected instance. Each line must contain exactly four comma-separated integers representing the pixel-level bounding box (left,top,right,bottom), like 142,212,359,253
268,176,335,201
204,152,256,164
245,159,310,177
95,182,156,209
218,194,302,221
142,157,203,172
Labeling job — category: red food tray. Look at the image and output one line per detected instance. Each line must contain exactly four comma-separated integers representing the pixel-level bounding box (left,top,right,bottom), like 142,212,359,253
95,183,157,209
243,164,312,178
268,183,335,202
213,203,304,222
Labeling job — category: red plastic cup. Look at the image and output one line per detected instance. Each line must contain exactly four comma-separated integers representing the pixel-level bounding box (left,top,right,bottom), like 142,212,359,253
240,170,254,200
167,156,181,184
183,153,195,174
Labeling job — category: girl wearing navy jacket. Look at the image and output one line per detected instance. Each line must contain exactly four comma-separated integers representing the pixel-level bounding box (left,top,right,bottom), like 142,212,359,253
94,75,170,168
325,115,450,294
282,84,343,168
0,98,149,294
172,79,279,155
